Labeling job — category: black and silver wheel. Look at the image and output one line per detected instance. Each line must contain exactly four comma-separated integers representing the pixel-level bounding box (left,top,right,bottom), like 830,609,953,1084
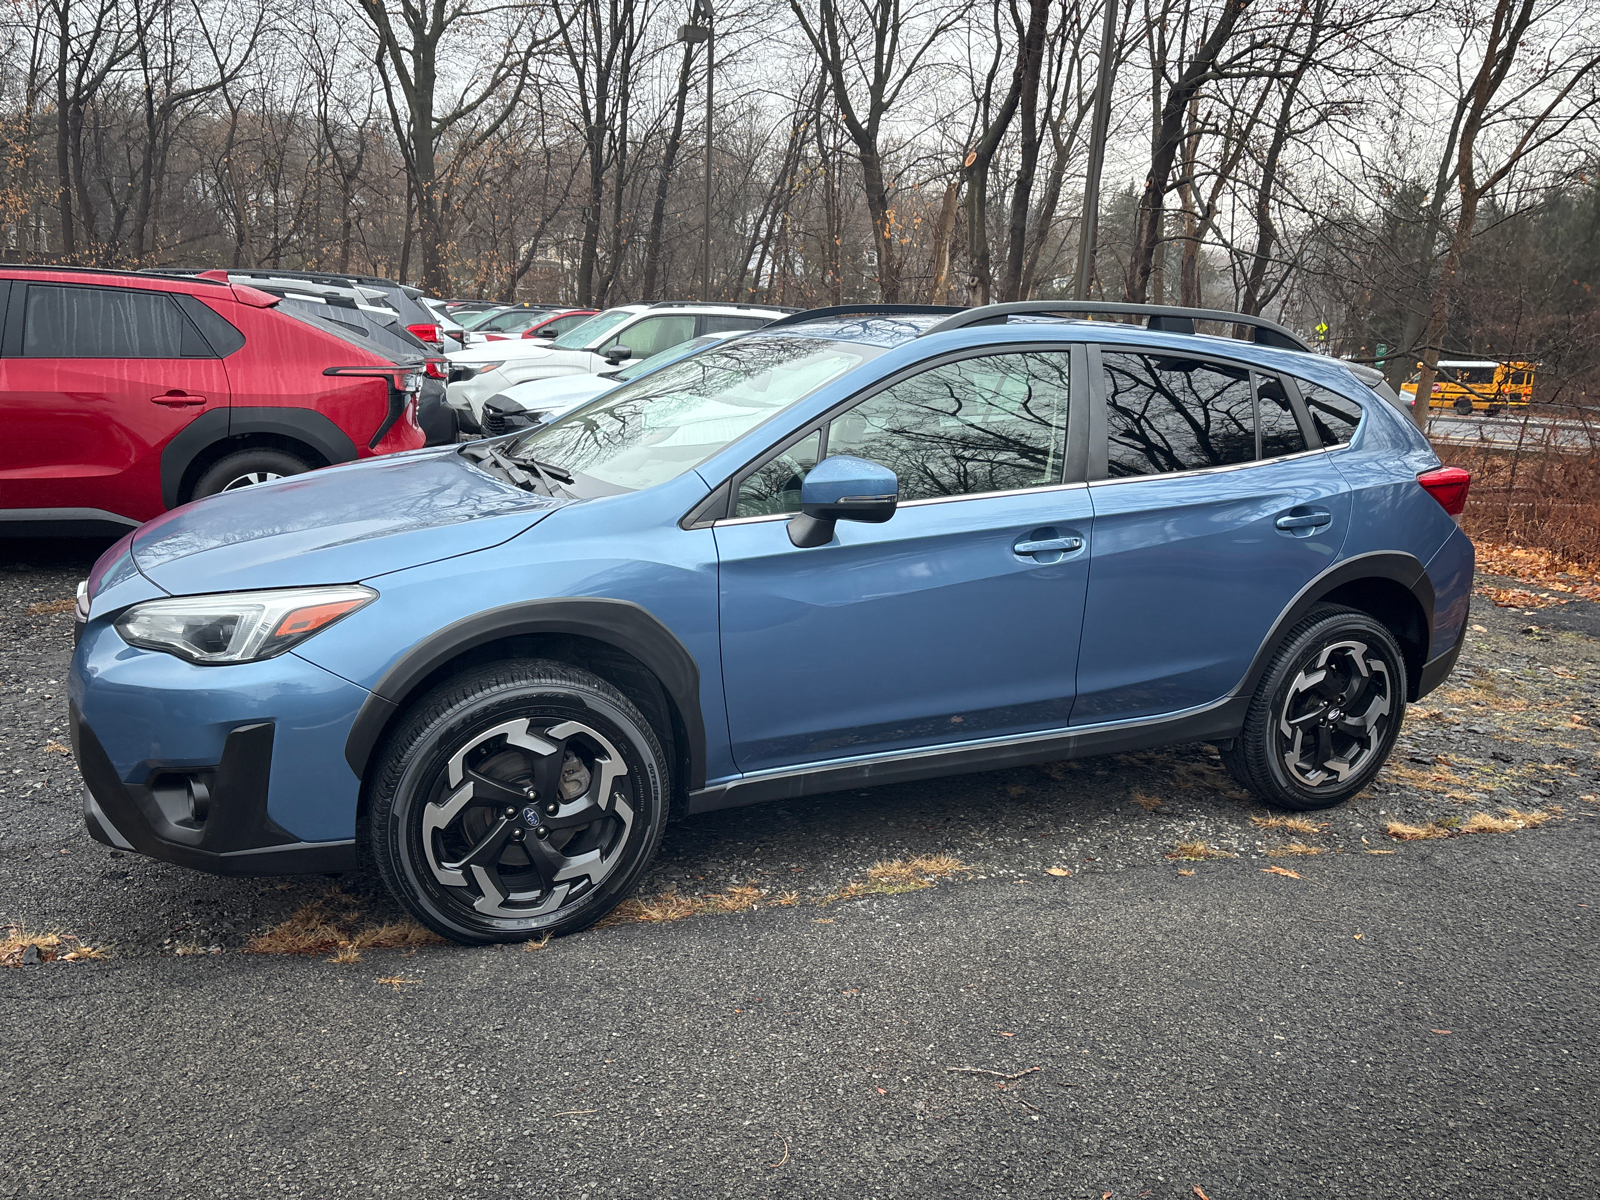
368,660,669,944
190,449,311,500
1222,605,1406,810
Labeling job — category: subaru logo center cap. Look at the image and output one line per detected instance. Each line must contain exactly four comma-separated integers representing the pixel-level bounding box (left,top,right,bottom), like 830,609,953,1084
522,805,541,826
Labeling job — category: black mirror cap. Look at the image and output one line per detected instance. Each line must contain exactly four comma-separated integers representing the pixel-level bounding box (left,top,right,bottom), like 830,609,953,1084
603,345,632,364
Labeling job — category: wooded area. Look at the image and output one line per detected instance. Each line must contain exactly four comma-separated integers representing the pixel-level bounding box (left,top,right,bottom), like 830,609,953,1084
2,0,1598,402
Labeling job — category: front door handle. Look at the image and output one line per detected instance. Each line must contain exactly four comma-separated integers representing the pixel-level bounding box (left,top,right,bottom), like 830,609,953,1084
1014,535,1083,555
1275,508,1332,536
1013,528,1085,564
152,392,206,407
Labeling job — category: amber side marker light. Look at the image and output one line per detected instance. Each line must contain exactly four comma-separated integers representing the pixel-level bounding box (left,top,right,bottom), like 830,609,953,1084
272,598,370,641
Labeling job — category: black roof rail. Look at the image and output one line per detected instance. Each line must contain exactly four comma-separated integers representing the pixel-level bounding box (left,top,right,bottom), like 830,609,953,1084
920,301,1312,352
1,261,230,287
646,299,800,313
147,266,408,289
760,303,964,331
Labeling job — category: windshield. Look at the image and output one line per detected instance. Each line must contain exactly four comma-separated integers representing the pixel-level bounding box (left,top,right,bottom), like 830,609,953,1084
458,308,507,329
506,335,874,491
551,307,635,350
482,308,543,333
614,334,723,382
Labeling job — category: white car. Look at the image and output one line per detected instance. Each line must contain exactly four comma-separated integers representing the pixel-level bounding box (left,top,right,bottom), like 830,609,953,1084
477,332,738,435
444,301,790,431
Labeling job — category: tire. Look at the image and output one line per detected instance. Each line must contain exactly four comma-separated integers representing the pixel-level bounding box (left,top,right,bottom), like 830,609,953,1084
190,449,311,500
367,660,670,944
1453,397,1474,415
1221,605,1407,811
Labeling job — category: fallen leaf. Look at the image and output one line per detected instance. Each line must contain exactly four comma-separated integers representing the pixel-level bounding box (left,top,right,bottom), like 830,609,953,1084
1176,868,1195,877
876,1087,887,1095
1194,1188,1213,1200
1352,933,1363,940
1262,865,1301,879
1046,867,1071,877
1366,849,1395,855
999,1031,1014,1037
813,918,835,924
1431,1029,1452,1035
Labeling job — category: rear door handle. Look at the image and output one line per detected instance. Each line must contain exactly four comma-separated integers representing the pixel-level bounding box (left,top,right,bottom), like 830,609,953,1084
151,392,205,407
1275,508,1332,534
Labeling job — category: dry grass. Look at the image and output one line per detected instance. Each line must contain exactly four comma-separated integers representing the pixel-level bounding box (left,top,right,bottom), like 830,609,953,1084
242,889,444,959
1250,814,1319,834
602,856,969,928
1,923,104,966
1385,820,1454,840
25,597,76,616
1264,842,1324,857
1439,441,1600,573
1130,790,1166,812
1388,807,1561,840
1166,840,1233,861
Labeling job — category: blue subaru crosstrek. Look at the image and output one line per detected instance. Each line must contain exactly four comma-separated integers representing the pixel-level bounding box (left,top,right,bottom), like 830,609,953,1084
70,302,1474,943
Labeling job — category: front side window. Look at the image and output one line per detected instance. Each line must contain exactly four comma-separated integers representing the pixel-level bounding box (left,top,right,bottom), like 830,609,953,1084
734,351,1072,514
826,352,1070,502
1300,382,1363,445
506,335,873,492
1103,353,1254,476
551,307,634,350
599,314,696,360
22,284,202,358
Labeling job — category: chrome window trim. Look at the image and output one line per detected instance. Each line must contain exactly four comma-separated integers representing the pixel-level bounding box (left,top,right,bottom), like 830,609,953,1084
1087,445,1328,487
710,479,1090,527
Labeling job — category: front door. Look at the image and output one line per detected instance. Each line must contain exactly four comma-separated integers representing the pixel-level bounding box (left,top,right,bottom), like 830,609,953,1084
0,281,230,521
1073,349,1350,724
715,349,1089,775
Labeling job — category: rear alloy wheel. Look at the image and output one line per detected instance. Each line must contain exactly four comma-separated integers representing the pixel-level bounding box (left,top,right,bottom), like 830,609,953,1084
368,661,669,944
1453,397,1474,415
1222,606,1406,810
190,449,311,500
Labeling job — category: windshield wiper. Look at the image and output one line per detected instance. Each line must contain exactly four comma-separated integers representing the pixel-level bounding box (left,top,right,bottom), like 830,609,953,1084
500,449,575,485
463,443,570,497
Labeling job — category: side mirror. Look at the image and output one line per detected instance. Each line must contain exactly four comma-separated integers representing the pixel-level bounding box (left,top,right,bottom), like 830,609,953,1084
603,345,632,365
534,327,559,338
787,455,899,548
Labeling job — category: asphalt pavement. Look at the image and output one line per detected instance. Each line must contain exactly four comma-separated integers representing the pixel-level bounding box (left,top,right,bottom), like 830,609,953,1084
2,537,1598,1199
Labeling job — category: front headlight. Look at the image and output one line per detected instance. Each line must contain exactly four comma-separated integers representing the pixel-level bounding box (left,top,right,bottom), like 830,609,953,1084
114,585,377,665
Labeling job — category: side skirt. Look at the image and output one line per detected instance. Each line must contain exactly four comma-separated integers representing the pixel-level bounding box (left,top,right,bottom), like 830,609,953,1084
687,697,1248,815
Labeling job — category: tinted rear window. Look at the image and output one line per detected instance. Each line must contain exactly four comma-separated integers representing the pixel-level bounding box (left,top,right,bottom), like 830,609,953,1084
1300,382,1363,446
22,284,207,358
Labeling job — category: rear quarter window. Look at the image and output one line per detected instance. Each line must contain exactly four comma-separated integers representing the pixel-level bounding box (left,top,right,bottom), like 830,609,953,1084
1299,382,1363,446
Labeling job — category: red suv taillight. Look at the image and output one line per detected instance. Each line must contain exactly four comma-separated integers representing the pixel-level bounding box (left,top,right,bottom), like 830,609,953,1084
423,359,447,380
1418,466,1471,516
407,323,440,344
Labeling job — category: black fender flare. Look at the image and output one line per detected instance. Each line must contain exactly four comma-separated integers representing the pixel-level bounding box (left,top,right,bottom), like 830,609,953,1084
342,598,706,792
1234,550,1435,702
160,407,359,508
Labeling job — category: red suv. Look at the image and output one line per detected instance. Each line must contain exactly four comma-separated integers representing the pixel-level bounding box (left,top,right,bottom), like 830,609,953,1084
0,266,427,536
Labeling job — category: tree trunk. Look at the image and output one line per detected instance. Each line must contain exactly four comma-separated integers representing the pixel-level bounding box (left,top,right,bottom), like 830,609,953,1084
54,7,74,259
928,179,961,303
641,32,697,301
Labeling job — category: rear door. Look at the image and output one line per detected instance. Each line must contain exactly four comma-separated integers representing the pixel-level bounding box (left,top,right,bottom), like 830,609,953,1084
0,281,231,522
715,348,1090,774
1073,348,1349,724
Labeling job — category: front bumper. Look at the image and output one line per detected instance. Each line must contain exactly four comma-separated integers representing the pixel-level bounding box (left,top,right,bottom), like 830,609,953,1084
71,618,372,872
74,707,357,875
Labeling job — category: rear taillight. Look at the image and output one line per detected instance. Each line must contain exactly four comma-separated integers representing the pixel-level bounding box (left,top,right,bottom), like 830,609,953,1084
407,323,440,344
1418,466,1471,516
424,359,447,380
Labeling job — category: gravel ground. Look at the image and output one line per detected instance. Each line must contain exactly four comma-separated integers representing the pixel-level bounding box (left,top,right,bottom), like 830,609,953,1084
2,536,1599,1198
2,536,1596,956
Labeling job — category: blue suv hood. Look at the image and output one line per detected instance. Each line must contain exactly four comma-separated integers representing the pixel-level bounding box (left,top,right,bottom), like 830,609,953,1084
131,448,560,595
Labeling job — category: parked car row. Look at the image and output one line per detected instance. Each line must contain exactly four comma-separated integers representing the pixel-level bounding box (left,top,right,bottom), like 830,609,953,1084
2,265,796,534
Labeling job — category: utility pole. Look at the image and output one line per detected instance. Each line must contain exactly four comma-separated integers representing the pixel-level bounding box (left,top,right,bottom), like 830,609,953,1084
679,1,714,300
1073,0,1119,301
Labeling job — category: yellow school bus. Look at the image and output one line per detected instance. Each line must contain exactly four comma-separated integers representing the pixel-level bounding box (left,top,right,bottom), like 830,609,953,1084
1400,360,1537,415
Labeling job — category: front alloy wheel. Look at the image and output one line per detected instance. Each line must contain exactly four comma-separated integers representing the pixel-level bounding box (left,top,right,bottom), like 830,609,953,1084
1223,605,1407,810
369,661,669,943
